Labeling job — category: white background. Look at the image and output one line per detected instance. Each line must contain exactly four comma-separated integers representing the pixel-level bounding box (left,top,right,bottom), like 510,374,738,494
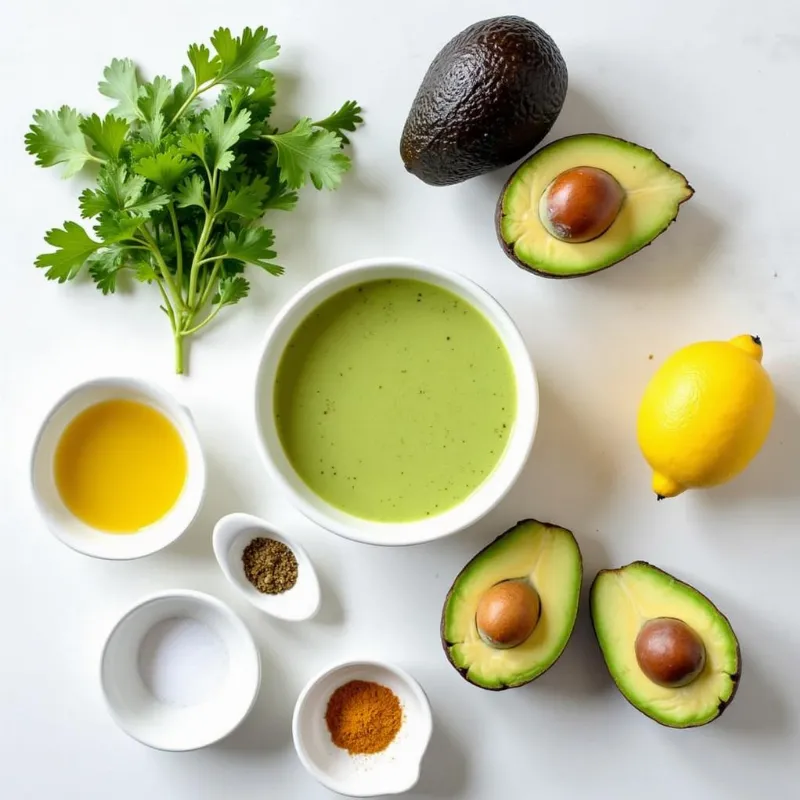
1,1,798,797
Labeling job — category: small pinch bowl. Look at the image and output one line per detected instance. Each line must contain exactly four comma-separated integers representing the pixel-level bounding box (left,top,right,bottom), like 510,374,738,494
292,660,433,797
30,377,206,560
255,257,539,546
100,589,261,751
212,512,321,621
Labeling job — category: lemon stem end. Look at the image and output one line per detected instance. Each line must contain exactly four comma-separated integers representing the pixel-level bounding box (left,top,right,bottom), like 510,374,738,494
652,473,684,499
730,334,764,362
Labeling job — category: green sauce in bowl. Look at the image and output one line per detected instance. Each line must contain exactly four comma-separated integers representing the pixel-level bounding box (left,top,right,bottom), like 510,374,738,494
274,278,516,522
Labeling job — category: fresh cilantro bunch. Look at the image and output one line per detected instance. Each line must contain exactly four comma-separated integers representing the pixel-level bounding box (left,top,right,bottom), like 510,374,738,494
26,26,363,374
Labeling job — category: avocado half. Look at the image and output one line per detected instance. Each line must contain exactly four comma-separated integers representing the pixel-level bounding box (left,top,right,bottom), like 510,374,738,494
401,16,568,186
590,561,741,728
441,520,582,690
496,134,694,277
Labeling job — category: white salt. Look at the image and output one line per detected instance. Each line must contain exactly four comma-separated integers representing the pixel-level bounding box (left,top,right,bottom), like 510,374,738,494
137,617,229,707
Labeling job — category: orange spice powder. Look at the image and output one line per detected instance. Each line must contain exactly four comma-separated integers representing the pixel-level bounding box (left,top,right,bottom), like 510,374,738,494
324,679,403,755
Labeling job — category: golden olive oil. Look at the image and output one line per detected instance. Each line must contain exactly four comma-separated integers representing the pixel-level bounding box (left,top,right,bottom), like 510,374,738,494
54,399,187,533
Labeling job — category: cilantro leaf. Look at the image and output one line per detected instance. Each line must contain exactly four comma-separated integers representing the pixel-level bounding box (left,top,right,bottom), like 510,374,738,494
25,107,95,177
127,187,170,216
256,161,298,211
80,113,129,160
79,188,109,218
176,175,207,210
98,163,146,211
99,59,144,121
134,258,159,283
137,76,172,143
188,43,221,86
220,176,269,218
162,66,196,122
94,213,147,243
79,163,170,221
139,76,172,119
179,131,209,164
135,149,192,189
211,27,279,87
222,70,276,119
204,105,251,171
140,114,165,145
88,246,126,294
262,185,298,212
221,227,282,274
265,119,351,190
313,101,363,145
248,71,277,115
35,221,101,281
215,275,250,306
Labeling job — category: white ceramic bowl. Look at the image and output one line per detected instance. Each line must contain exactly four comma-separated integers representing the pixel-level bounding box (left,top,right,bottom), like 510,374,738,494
30,377,206,560
212,512,321,621
292,660,433,797
255,258,538,546
100,589,261,751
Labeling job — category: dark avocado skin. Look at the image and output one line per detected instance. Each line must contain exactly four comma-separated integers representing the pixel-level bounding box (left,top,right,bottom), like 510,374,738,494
440,519,583,691
495,134,695,279
589,562,742,728
401,17,568,186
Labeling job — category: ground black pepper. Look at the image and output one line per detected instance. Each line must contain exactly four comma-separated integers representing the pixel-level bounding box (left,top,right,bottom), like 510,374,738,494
242,537,299,594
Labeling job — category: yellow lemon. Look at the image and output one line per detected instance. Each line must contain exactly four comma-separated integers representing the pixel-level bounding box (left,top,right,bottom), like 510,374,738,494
637,335,775,498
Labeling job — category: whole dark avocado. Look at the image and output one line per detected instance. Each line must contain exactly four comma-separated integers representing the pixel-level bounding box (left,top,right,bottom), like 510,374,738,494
400,16,568,186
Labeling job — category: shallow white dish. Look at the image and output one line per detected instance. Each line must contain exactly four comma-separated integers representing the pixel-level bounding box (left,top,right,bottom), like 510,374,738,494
255,257,538,546
292,660,433,797
100,589,260,751
213,512,321,621
30,376,206,560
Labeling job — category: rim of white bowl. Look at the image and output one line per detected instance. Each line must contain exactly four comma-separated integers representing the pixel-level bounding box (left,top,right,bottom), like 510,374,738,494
99,589,261,751
254,257,538,546
292,659,433,797
30,376,207,560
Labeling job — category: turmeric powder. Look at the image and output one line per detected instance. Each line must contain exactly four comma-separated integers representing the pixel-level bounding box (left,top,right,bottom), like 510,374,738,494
324,679,403,755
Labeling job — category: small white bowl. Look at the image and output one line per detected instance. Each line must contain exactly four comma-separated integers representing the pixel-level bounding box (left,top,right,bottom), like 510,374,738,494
293,660,433,797
100,589,261,751
212,512,321,621
30,377,206,560
255,257,538,546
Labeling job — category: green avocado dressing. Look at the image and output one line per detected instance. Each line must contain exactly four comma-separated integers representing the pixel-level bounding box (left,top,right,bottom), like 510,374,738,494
274,278,516,522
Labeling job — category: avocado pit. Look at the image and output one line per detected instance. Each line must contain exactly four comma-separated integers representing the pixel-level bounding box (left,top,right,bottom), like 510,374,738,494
635,617,706,688
476,579,540,649
540,166,625,243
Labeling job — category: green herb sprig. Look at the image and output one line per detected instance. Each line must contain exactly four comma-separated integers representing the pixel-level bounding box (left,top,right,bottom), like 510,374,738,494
26,27,363,373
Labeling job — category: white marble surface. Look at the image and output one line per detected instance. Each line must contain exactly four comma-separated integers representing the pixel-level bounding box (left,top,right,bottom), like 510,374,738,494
1,1,798,797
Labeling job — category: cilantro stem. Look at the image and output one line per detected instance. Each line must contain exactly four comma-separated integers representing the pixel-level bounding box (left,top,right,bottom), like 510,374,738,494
174,332,185,374
140,227,184,312
166,78,219,130
197,262,222,308
153,272,185,374
167,203,183,289
153,276,172,317
186,172,219,309
182,304,224,336
196,254,230,266
187,213,213,308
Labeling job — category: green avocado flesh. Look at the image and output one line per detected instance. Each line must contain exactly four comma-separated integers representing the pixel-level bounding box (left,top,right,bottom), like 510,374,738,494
591,562,741,728
274,278,516,522
442,520,582,689
498,134,693,276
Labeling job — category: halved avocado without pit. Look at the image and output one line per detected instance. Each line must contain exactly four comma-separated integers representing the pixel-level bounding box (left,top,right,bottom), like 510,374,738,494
441,520,582,690
497,134,694,277
590,561,741,728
